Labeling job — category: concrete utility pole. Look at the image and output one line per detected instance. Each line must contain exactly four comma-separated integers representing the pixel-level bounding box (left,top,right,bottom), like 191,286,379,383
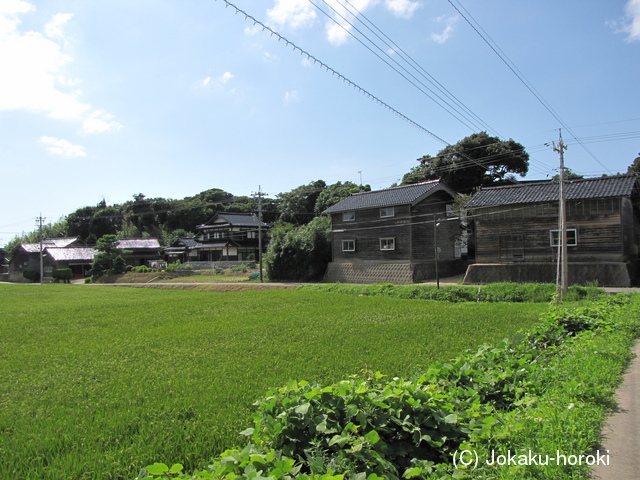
36,214,45,284
252,186,268,282
552,130,568,299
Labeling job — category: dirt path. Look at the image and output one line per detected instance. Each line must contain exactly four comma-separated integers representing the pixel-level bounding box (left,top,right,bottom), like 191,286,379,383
592,340,640,479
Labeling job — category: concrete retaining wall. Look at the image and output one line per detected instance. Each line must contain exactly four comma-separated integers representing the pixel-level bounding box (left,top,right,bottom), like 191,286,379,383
463,262,638,287
324,260,468,284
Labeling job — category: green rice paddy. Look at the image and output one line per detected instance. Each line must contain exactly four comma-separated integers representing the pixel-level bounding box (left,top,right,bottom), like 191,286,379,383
0,284,547,480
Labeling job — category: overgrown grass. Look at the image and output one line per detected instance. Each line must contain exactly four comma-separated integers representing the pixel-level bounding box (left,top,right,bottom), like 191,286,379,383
0,285,545,480
301,282,605,303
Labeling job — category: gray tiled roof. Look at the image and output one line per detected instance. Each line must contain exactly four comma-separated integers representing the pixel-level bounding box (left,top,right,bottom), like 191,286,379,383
115,239,161,249
45,247,96,261
21,237,80,252
466,175,638,209
199,212,268,229
324,180,448,213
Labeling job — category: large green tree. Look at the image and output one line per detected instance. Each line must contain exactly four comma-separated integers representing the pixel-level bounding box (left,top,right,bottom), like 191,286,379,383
264,216,331,281
403,132,529,193
627,152,640,175
90,234,130,278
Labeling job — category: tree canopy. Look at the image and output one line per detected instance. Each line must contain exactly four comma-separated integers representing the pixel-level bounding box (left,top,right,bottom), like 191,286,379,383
402,132,530,193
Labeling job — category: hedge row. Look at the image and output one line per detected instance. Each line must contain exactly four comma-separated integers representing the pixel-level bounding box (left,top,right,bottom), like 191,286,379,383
299,282,605,303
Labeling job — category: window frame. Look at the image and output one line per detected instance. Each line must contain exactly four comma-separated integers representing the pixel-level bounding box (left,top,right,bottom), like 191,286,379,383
342,211,355,222
379,237,396,251
342,239,356,252
380,206,395,218
550,228,577,247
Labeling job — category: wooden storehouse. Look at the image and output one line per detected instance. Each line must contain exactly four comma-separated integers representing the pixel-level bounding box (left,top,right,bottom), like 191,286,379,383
463,175,640,286
323,180,466,283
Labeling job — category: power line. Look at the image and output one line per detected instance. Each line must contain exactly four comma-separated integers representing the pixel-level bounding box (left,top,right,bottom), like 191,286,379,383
311,0,500,135
446,0,612,173
215,0,449,146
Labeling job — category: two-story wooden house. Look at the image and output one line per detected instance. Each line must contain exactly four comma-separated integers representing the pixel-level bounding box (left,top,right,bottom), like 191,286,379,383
463,175,640,286
192,212,270,262
323,180,465,283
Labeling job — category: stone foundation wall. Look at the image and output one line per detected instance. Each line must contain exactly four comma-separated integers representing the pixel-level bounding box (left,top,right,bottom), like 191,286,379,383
463,262,639,287
324,260,468,284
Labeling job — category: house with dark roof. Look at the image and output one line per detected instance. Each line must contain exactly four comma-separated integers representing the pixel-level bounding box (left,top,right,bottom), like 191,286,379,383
463,175,640,286
114,238,162,266
7,237,90,282
8,236,162,282
184,212,270,262
323,180,466,283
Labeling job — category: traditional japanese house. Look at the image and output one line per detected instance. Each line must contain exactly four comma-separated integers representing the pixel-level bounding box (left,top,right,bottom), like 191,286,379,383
192,212,269,262
463,175,640,286
323,180,465,283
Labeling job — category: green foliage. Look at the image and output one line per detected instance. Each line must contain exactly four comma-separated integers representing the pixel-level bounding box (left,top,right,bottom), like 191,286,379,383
22,269,39,283
52,268,72,283
403,132,529,193
140,296,639,480
91,234,130,278
265,216,332,281
300,283,604,303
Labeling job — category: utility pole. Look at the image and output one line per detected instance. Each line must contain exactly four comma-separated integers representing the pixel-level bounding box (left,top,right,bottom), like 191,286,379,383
552,130,568,300
252,186,268,282
36,214,46,284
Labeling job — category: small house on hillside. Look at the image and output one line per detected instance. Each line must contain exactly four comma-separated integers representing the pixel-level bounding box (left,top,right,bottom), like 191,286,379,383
463,175,640,287
168,212,270,263
114,238,162,267
323,180,466,283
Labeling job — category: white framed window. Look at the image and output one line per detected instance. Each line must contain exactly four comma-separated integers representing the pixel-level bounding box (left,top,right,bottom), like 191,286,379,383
342,240,356,252
247,231,257,239
550,229,577,247
342,211,355,222
380,206,395,218
380,237,395,251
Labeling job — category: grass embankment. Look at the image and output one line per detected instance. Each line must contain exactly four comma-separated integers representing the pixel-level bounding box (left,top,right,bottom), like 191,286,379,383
0,285,545,480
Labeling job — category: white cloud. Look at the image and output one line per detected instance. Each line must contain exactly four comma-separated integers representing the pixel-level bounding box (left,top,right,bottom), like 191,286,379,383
79,110,123,135
385,0,421,19
284,90,299,104
0,3,122,133
267,0,419,46
219,71,234,84
431,15,458,44
39,136,86,157
198,72,236,93
621,0,640,41
267,0,317,29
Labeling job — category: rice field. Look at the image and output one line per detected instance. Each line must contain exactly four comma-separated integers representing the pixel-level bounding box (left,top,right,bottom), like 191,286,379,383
0,284,547,480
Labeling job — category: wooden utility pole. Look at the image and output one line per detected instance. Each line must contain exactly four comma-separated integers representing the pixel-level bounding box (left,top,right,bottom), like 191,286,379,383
252,186,268,282
553,130,568,299
36,214,45,284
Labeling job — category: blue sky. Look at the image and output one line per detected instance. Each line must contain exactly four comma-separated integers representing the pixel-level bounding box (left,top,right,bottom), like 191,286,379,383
1,0,639,246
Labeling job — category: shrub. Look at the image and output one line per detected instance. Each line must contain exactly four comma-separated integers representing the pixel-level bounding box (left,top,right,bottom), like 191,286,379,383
52,268,72,283
22,269,40,283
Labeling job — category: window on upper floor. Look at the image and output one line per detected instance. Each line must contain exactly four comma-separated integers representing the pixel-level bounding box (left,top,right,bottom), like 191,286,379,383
342,211,355,222
380,206,395,218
